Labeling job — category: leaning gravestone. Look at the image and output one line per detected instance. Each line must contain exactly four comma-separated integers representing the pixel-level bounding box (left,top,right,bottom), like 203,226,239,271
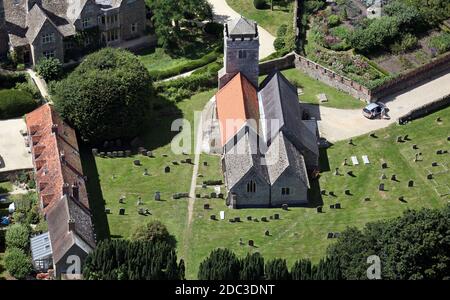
397,136,403,143
119,208,125,215
172,161,179,165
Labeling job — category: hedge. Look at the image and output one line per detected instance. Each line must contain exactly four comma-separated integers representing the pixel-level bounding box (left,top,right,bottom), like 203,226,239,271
0,72,27,89
0,89,37,120
149,49,222,81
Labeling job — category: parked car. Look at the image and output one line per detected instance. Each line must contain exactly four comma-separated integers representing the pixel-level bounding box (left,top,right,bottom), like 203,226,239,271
363,102,386,119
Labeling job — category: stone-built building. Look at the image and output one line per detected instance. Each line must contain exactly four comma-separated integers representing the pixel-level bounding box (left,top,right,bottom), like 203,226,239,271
25,104,95,279
1,0,147,65
214,17,319,209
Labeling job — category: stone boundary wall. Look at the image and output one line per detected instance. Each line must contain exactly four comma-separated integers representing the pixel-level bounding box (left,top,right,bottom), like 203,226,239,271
259,53,296,75
371,52,450,101
294,54,371,101
0,168,32,182
398,94,450,124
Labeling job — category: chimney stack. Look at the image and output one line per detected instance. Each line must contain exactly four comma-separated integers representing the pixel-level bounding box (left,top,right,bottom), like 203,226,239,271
62,183,70,196
72,183,79,201
68,219,75,232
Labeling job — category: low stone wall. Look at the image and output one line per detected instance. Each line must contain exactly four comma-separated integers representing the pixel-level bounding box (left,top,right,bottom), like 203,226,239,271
398,94,450,124
294,54,371,101
0,168,32,182
371,52,450,101
259,53,296,75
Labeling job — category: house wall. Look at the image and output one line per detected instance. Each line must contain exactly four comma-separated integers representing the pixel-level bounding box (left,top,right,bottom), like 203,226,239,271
270,170,308,207
54,244,89,279
119,0,146,41
228,170,270,208
31,21,64,65
0,0,7,57
74,1,100,31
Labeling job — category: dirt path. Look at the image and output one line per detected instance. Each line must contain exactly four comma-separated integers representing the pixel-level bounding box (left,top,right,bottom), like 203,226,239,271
26,69,49,101
208,0,276,59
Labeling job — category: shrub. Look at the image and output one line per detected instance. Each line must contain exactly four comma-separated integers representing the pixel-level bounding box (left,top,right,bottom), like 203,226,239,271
429,32,450,54
0,72,27,89
131,220,177,248
4,247,33,279
277,24,288,37
274,37,286,51
52,48,155,143
204,22,223,36
198,248,241,280
265,258,291,280
0,89,36,120
203,179,223,185
327,14,341,27
35,57,63,82
253,0,267,10
5,224,30,251
390,33,418,54
304,0,326,14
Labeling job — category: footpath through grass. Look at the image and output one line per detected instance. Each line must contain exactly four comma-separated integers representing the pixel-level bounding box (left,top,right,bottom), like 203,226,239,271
183,106,450,279
226,0,294,36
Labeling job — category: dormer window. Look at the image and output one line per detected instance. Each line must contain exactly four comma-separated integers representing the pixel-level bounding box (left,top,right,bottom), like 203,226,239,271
42,33,55,44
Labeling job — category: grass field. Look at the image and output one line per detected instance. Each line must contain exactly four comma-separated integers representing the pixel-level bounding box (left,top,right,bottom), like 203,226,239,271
261,69,366,109
182,107,450,278
226,0,294,36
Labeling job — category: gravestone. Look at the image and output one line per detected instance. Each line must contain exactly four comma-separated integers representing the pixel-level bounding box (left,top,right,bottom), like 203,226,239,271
329,191,335,197
218,193,224,199
99,152,106,157
203,161,208,166
107,152,112,158
229,219,235,223
92,148,98,156
447,136,450,141
327,232,334,239
408,180,414,187
133,160,141,166
172,161,179,165
117,151,124,157
248,240,254,247
335,203,341,209
317,206,322,213
140,148,148,155
204,203,210,210
427,174,433,180
404,134,409,141
347,171,354,177
437,150,443,155
413,144,418,150
321,189,326,195
414,153,419,162
330,204,335,209
202,184,207,189
210,215,216,220
103,141,109,148
181,160,186,164
397,136,403,143
379,183,385,191
143,169,149,176
343,158,348,166
345,189,351,195
105,208,111,214
265,230,270,236
119,208,125,215
115,139,122,147
334,232,341,238
282,204,288,210
382,162,388,169
211,192,217,198
234,217,240,222
432,162,438,167
254,218,259,222
162,154,168,157
436,117,442,122
398,196,405,202
147,151,153,157
370,133,377,138
125,150,131,157
138,208,145,215
274,214,280,220
112,151,118,157
164,166,171,173
380,173,387,180
137,197,142,206
391,174,397,181
348,139,354,145
334,168,340,176
364,197,371,201
247,216,252,221
186,158,192,164
154,192,161,201
269,216,273,220
261,217,268,222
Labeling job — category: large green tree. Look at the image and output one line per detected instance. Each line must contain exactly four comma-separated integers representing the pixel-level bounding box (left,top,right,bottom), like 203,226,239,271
4,247,33,279
52,48,154,143
198,248,241,280
131,220,177,248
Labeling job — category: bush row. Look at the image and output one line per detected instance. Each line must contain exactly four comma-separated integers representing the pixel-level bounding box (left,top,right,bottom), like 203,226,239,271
0,89,37,120
0,72,27,89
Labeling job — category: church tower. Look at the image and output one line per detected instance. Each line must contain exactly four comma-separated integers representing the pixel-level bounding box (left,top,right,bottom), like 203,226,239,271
218,17,260,89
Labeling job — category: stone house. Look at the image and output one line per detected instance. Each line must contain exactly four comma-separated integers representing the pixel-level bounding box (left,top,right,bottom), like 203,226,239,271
215,17,319,208
25,104,95,279
1,0,147,66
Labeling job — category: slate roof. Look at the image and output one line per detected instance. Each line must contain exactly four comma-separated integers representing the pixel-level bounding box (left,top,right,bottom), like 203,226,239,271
47,195,95,264
26,4,60,43
265,132,309,188
216,73,260,146
259,71,319,157
226,16,257,37
223,131,269,190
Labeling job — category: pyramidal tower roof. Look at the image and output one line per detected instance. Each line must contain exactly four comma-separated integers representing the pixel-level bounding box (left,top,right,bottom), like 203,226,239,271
226,16,258,37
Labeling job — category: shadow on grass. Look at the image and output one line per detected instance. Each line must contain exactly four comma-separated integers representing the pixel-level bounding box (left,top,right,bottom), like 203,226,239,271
306,178,324,208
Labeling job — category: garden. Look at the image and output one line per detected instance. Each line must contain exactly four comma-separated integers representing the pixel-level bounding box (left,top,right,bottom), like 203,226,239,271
302,0,450,88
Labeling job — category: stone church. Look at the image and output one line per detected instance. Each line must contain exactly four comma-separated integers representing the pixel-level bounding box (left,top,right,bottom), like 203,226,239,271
213,17,320,208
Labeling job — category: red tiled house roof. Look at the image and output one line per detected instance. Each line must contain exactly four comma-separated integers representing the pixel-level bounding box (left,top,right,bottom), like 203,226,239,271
25,104,89,214
215,73,260,146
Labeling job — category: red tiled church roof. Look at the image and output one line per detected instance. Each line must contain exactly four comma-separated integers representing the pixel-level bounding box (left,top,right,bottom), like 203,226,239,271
215,73,260,146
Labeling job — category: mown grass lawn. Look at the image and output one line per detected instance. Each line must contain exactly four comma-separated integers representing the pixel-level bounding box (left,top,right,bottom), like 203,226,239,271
226,0,294,36
276,68,366,109
183,107,450,279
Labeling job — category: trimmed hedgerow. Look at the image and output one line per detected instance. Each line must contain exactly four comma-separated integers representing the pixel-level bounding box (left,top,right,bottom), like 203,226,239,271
0,89,37,120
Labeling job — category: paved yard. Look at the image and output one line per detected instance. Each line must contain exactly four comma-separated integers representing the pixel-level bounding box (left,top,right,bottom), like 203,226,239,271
0,118,32,173
310,70,450,142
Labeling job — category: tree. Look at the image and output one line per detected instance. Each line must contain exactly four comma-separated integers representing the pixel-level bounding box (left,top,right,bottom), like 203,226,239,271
291,259,312,280
35,57,63,82
5,224,30,251
240,253,265,280
4,247,33,279
198,248,241,280
265,258,290,280
52,48,154,143
131,220,177,248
